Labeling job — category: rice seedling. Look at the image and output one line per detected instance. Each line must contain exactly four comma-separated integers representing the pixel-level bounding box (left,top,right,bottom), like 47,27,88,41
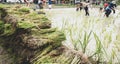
77,31,92,53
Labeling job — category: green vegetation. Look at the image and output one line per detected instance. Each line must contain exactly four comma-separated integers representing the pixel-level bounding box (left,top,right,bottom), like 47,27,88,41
0,20,15,36
18,21,35,29
18,7,30,13
45,5,120,63
0,3,119,64
3,24,15,36
0,4,66,64
0,20,4,34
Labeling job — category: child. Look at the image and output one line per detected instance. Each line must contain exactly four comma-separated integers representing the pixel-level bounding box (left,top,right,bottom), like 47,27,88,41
84,5,89,16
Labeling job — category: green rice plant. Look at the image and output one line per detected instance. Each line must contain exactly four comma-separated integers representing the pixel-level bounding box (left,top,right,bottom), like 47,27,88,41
92,32,108,63
93,32,103,63
108,49,117,64
69,27,74,43
78,31,92,53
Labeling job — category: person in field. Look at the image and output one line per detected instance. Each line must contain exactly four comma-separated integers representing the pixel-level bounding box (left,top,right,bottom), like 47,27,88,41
105,6,111,17
83,2,90,16
103,2,111,17
105,1,117,17
84,5,89,16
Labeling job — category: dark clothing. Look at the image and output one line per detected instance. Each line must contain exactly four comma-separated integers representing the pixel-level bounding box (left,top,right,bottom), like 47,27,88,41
76,2,83,11
109,2,116,14
113,4,117,7
76,7,82,11
112,8,115,13
105,9,111,17
84,6,89,16
24,0,27,2
100,7,103,11
80,7,82,10
76,8,79,11
79,3,83,10
105,6,111,17
109,2,114,8
48,0,52,5
33,0,38,4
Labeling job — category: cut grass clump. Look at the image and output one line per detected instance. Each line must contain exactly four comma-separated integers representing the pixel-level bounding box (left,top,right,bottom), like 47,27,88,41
0,20,4,33
2,24,15,36
18,21,35,29
0,4,66,64
38,21,51,29
18,7,30,14
0,4,7,9
41,31,66,44
31,28,56,35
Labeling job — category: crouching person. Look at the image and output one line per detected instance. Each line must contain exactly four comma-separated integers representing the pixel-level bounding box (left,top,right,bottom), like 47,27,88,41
105,6,111,17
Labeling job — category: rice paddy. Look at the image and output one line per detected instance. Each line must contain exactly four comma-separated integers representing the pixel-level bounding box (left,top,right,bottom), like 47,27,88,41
44,7,120,63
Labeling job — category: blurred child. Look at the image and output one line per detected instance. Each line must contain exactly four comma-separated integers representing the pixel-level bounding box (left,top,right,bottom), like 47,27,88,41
84,5,89,16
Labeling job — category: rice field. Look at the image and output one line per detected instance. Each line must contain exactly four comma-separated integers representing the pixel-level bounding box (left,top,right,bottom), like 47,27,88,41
44,7,120,63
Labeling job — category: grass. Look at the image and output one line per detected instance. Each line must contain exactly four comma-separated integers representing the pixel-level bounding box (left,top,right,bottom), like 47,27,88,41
1,3,120,63
45,7,120,63
18,21,35,29
0,4,66,64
